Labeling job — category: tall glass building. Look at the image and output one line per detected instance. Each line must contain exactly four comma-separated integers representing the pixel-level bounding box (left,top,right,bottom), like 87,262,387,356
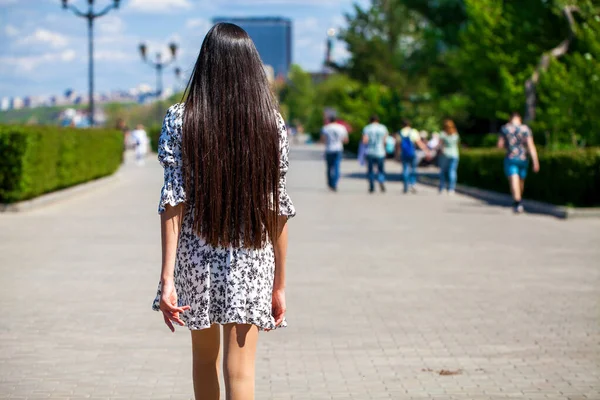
212,17,292,79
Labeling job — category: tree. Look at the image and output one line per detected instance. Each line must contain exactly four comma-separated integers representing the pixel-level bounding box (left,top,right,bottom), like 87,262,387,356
449,0,569,127
279,65,316,127
535,0,600,146
338,0,424,88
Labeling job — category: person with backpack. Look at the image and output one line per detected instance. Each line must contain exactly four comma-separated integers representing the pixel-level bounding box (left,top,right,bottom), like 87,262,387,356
362,115,389,193
497,112,540,213
396,119,430,194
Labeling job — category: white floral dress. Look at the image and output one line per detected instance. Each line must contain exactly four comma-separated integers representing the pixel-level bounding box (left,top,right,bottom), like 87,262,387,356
152,103,296,330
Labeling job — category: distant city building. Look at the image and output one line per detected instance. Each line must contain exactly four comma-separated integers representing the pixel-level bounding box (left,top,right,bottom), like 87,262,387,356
11,97,24,110
212,17,292,79
0,83,178,114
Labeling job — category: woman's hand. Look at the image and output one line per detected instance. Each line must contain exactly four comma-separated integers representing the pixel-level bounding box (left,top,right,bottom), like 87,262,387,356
159,280,190,332
272,288,286,327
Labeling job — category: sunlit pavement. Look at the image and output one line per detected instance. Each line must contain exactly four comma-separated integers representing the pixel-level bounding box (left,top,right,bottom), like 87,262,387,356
1,145,598,400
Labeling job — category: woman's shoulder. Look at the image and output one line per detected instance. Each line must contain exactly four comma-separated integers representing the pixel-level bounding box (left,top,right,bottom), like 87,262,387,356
164,103,185,127
274,110,286,131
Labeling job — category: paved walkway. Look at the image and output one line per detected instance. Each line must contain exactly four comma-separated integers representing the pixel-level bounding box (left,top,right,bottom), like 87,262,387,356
1,146,599,400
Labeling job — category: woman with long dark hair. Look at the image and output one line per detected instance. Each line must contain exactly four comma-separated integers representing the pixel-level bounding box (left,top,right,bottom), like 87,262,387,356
152,23,295,399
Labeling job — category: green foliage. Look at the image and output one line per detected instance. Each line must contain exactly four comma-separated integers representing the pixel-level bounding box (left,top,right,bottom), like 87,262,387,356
104,92,184,130
460,133,499,148
279,65,317,128
534,3,600,147
0,125,122,203
148,124,162,153
296,73,406,153
333,0,599,146
458,148,600,206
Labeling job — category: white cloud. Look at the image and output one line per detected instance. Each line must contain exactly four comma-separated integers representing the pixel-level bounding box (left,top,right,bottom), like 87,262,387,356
186,18,211,31
5,24,19,37
331,41,350,62
94,50,135,62
97,15,125,35
18,28,69,48
0,49,77,72
127,0,193,13
213,0,345,4
296,17,320,33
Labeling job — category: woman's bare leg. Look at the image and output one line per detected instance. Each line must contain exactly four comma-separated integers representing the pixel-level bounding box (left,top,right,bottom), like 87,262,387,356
222,324,259,400
191,324,221,400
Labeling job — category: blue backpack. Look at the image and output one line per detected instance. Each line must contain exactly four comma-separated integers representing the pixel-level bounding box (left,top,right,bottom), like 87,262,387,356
400,131,415,159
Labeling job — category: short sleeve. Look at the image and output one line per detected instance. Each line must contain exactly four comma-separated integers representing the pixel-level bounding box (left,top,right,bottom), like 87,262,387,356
276,113,296,219
157,103,186,214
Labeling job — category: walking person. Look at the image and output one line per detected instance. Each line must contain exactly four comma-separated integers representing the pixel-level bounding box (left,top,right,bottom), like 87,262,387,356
151,23,296,400
438,119,460,194
130,124,150,166
321,115,349,191
397,120,430,194
362,115,389,193
497,112,540,213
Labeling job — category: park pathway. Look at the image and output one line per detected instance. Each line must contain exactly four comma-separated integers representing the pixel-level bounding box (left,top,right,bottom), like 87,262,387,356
1,145,599,400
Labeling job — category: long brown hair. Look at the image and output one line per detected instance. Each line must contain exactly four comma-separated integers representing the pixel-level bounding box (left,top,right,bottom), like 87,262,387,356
181,23,280,249
443,119,458,135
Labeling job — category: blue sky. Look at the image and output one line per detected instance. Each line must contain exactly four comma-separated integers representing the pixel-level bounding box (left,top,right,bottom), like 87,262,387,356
0,0,369,98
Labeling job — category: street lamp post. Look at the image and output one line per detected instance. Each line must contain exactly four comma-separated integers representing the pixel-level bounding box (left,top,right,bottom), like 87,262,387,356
325,28,336,71
139,42,178,100
62,0,120,127
174,67,188,93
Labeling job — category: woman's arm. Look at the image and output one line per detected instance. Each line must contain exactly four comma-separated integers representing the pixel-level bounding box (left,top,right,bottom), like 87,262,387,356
272,216,289,326
273,217,288,290
161,204,184,282
415,138,431,158
159,203,190,331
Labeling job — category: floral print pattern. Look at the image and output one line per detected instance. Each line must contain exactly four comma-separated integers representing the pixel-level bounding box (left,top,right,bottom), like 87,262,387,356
501,123,531,161
152,103,296,331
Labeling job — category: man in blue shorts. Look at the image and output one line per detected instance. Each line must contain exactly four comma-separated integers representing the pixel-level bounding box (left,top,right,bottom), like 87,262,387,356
497,112,540,213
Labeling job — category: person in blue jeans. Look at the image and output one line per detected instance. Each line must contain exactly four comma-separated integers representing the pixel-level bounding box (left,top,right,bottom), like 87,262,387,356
362,115,389,193
497,112,540,213
396,120,430,194
321,115,349,192
438,119,460,194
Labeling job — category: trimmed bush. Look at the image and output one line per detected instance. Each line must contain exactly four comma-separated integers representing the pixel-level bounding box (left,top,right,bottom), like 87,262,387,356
0,125,123,203
460,133,499,148
457,148,600,207
148,124,161,153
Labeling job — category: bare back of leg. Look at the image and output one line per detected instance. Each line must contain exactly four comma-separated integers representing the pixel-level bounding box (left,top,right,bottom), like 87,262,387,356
223,324,259,400
191,324,221,400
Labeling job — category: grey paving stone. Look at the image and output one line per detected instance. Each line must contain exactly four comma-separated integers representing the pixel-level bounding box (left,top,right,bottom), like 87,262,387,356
0,146,599,399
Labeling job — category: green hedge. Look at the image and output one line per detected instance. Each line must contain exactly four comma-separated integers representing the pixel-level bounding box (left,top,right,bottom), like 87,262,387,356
458,148,600,207
148,124,161,153
0,125,123,203
460,133,498,148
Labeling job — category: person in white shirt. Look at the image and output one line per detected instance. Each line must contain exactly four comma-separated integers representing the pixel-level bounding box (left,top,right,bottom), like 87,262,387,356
320,115,349,192
130,124,150,165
